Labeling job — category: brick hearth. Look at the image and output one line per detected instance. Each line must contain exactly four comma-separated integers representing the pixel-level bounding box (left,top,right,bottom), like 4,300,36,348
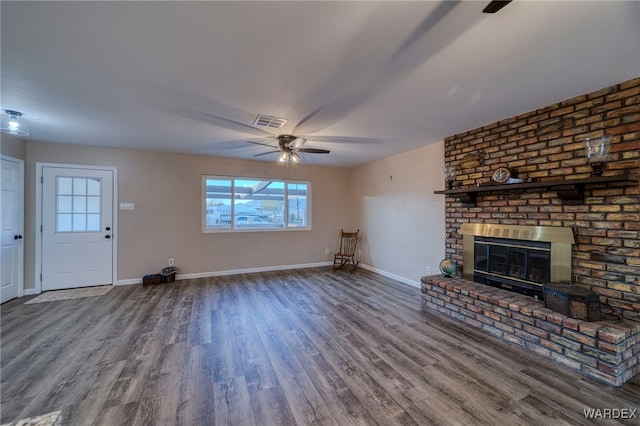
421,276,640,386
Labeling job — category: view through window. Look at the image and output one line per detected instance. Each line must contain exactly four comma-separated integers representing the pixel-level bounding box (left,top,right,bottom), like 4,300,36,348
204,176,310,232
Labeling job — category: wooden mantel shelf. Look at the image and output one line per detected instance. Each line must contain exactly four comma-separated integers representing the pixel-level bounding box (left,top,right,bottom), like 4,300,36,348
434,172,637,206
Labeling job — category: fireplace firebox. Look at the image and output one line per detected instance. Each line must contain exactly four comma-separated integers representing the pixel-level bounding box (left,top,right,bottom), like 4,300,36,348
473,236,550,299
460,223,575,299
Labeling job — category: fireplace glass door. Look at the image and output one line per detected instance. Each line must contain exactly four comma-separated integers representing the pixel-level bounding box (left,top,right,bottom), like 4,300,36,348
473,237,551,298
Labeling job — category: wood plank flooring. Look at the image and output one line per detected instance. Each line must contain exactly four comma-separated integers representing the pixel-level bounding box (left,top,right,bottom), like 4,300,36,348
2,267,639,425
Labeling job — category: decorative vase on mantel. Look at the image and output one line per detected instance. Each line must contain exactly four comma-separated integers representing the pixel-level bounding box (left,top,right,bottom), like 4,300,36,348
585,135,611,176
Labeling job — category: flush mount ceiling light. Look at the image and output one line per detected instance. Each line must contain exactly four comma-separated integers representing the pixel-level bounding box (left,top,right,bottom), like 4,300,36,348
1,110,30,136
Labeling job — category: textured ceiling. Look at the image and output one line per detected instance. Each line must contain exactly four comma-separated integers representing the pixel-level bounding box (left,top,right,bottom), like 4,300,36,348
2,1,639,167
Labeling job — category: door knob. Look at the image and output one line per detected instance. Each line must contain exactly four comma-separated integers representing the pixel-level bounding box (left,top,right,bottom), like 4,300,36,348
14,234,23,240
105,235,111,239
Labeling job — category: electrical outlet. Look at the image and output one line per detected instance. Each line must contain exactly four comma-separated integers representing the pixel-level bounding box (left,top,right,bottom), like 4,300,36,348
426,266,432,275
325,249,330,255
168,258,174,266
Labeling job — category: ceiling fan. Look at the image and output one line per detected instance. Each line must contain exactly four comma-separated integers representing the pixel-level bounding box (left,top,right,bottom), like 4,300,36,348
247,134,330,164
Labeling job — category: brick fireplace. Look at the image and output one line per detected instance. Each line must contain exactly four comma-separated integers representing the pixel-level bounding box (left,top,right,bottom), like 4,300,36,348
421,77,640,386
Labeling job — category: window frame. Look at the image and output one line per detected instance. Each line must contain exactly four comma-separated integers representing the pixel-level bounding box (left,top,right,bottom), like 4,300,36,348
202,175,312,233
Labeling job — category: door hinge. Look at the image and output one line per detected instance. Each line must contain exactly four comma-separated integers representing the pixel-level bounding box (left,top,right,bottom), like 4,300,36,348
41,176,43,184
40,273,42,281
41,225,43,232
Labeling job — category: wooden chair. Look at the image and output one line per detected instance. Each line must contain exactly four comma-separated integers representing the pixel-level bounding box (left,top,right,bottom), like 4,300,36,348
333,229,360,272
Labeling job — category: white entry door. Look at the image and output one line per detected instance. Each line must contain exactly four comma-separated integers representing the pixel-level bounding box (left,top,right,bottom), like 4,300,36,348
1,157,24,303
42,166,114,291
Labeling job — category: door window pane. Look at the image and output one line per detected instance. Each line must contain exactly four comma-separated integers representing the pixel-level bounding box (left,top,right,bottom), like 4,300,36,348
58,177,73,195
57,214,72,232
72,214,87,231
73,196,87,213
73,178,87,195
87,196,100,213
87,214,100,231
87,178,100,195
57,196,72,213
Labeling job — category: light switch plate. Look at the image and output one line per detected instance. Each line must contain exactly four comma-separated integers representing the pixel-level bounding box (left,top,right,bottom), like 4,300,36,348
120,202,135,210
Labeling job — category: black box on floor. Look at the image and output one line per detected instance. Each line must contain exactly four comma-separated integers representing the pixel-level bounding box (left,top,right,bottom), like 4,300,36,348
143,274,163,286
543,282,601,321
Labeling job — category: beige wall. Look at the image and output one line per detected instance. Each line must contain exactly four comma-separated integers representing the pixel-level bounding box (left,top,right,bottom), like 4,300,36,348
24,141,351,288
1,134,27,160
349,142,446,285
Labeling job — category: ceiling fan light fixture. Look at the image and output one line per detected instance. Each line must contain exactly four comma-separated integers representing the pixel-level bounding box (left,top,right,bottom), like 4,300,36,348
249,134,328,165
1,110,30,136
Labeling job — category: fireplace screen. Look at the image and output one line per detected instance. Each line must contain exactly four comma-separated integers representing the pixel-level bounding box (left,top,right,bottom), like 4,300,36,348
473,237,550,298
461,223,574,300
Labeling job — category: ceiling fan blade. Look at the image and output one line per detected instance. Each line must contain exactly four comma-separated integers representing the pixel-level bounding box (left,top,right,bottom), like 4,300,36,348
159,105,274,137
291,137,307,149
246,140,278,148
253,151,281,157
297,148,331,154
482,1,511,13
303,136,384,145
291,2,472,136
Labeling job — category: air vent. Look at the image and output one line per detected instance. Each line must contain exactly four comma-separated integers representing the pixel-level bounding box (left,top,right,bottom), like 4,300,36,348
253,114,287,129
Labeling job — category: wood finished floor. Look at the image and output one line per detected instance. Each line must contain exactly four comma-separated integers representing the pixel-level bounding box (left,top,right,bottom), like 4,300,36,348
1,267,639,425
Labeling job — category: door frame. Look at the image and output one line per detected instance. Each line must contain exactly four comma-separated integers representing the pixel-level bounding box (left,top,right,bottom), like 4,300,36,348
35,163,118,294
1,155,24,300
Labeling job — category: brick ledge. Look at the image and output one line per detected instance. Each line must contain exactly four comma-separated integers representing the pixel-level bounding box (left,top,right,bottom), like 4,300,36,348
421,275,640,386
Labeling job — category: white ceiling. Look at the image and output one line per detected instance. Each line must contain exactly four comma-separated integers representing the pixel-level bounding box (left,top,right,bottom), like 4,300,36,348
2,1,639,167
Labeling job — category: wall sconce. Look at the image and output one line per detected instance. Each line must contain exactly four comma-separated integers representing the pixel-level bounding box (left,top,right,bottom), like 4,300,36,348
443,165,457,189
585,135,611,176
0,110,30,136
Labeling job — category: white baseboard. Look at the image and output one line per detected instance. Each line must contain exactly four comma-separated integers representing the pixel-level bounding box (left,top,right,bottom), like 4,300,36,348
23,288,39,296
116,278,143,286
358,263,421,288
116,262,332,285
117,262,420,288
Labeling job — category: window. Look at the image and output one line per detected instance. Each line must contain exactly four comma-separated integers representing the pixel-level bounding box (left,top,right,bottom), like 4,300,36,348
56,176,101,232
203,176,310,232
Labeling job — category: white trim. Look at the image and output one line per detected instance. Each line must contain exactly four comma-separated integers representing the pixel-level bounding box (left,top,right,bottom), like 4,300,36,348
358,263,421,288
116,278,143,286
1,155,24,299
24,288,38,296
35,163,118,294
116,262,332,285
